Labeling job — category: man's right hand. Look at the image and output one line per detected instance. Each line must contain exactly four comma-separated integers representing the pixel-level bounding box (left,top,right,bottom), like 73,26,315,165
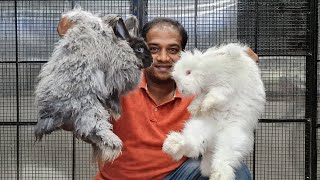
57,16,75,37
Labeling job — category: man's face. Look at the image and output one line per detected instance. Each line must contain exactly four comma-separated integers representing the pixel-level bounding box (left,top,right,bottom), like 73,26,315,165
144,26,182,83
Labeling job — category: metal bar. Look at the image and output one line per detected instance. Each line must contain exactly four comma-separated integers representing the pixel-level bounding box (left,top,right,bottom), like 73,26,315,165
1,61,20,63
305,0,318,179
71,1,75,179
18,61,48,63
253,1,259,178
14,0,20,179
254,0,258,54
141,0,148,32
71,0,75,8
194,0,198,48
72,137,76,180
251,54,312,57
0,120,305,125
2,55,314,64
132,0,147,33
0,122,37,126
132,0,138,17
259,119,306,123
253,130,256,180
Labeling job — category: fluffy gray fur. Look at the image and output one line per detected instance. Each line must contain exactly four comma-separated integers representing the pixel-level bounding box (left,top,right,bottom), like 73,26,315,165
34,7,152,162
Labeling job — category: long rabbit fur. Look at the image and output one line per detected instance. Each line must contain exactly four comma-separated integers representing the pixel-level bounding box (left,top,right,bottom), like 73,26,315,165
163,43,265,180
34,7,152,162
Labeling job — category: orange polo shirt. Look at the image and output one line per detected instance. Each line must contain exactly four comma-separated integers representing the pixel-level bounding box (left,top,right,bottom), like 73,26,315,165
94,74,193,180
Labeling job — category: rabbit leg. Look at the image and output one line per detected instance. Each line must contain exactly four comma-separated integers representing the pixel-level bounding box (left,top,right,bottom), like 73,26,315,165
200,151,214,177
34,117,58,140
162,131,186,161
104,90,121,120
84,127,123,162
201,86,234,113
209,127,252,180
187,94,205,116
163,118,209,160
34,108,69,140
74,106,122,162
181,118,209,158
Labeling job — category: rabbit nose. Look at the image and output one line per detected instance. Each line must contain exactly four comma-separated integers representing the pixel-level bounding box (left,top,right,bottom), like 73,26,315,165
143,56,153,68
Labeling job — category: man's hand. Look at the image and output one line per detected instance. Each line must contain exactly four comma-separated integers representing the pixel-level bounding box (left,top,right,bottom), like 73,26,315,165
246,48,259,63
57,16,75,37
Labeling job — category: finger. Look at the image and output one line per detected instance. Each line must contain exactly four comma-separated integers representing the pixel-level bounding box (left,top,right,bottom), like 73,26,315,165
57,16,75,37
246,48,259,63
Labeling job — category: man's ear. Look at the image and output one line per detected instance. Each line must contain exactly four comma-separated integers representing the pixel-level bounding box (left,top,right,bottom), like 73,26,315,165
124,15,139,37
113,18,131,40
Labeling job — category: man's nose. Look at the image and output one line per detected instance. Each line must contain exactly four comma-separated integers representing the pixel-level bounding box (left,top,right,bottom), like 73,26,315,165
155,49,171,62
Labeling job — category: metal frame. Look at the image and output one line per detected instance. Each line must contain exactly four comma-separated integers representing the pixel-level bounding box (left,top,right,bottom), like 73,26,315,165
0,0,318,179
305,0,318,179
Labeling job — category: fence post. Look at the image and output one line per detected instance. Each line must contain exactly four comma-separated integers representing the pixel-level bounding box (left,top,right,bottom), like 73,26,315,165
70,2,76,180
14,0,20,179
132,0,148,33
305,0,318,179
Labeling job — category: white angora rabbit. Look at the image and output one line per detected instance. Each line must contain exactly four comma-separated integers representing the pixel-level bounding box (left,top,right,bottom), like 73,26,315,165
163,43,265,180
34,7,152,162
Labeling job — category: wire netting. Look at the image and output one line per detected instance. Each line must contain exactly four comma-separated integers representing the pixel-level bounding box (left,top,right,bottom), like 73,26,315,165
0,0,318,179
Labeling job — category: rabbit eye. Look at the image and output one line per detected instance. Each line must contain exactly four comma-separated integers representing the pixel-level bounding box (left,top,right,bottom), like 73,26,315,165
186,70,191,75
135,47,144,53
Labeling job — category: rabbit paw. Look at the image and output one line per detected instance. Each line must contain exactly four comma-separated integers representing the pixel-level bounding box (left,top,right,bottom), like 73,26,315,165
111,111,121,121
210,164,235,180
99,132,123,161
162,132,185,161
99,144,122,162
201,97,216,113
188,103,201,116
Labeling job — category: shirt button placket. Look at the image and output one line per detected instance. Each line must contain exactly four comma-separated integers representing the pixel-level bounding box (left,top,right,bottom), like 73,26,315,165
150,106,157,123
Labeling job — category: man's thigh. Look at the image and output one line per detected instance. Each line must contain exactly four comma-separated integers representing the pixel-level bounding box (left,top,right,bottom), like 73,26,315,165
164,158,252,180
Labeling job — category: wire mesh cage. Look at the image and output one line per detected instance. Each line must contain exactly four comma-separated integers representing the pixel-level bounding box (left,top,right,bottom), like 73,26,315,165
0,0,318,179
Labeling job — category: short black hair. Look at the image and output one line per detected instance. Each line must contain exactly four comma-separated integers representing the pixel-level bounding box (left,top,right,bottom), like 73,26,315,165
141,17,188,50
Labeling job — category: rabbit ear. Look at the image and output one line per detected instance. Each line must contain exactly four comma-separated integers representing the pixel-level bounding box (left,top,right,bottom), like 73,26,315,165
113,18,131,40
125,15,139,37
73,4,82,10
103,14,121,26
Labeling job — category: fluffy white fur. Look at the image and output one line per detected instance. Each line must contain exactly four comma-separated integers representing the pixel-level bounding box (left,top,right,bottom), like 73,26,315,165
163,43,266,180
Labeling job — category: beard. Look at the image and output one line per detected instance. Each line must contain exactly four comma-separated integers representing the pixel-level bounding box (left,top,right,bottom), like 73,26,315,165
144,67,175,85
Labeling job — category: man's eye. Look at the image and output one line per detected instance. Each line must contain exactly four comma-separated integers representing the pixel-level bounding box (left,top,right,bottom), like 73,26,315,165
168,48,179,54
149,47,159,53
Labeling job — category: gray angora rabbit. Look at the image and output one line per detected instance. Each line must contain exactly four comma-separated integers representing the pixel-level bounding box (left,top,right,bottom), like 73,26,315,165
33,7,152,162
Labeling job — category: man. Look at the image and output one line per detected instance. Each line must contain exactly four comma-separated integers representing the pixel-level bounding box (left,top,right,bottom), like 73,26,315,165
58,16,258,180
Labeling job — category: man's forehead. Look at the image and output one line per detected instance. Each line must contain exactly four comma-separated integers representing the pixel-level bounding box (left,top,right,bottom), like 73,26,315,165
148,42,181,48
146,26,182,46
152,23,177,31
147,39,182,48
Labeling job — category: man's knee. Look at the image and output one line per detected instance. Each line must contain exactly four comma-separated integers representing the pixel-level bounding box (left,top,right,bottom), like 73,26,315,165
234,162,252,180
164,158,207,180
165,159,252,180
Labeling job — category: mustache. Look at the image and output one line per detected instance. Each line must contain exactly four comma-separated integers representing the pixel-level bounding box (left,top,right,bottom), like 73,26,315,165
152,63,174,67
